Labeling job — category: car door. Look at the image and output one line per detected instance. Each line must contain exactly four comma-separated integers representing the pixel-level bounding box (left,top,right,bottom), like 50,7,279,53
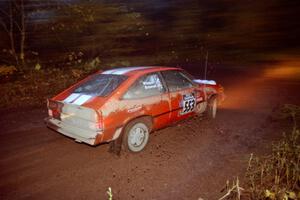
122,72,171,130
161,70,198,123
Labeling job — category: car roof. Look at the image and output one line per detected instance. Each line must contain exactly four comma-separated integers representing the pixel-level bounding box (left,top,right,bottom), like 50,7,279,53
102,66,181,76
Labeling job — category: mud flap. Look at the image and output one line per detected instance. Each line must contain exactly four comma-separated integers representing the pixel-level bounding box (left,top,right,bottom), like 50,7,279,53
108,131,124,156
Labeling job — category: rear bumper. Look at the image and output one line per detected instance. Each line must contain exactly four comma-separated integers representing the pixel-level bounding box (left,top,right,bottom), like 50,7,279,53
45,117,102,146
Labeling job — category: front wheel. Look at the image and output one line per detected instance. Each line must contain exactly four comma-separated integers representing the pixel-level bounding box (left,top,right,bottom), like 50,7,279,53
207,96,217,119
122,118,151,152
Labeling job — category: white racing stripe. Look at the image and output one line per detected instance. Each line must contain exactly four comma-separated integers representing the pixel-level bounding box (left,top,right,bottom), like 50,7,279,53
63,93,80,103
72,94,93,105
102,67,153,75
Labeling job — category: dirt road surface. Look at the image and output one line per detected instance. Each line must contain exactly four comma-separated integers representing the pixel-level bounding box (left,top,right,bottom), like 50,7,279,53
0,63,299,200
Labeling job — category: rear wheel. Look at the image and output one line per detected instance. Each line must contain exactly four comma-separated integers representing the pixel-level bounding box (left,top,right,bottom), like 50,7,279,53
207,96,217,119
122,118,151,152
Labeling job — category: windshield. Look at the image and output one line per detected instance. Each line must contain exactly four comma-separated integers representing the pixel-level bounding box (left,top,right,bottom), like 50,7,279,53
73,74,127,96
181,70,196,82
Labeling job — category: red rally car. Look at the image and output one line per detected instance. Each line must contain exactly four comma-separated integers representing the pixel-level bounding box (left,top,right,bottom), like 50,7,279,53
45,66,224,152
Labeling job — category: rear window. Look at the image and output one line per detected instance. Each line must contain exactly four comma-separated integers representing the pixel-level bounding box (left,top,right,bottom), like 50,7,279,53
73,74,127,96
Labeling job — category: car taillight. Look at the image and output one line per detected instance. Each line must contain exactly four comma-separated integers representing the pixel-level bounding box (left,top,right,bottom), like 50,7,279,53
47,99,63,120
48,109,53,117
48,99,58,110
95,111,104,131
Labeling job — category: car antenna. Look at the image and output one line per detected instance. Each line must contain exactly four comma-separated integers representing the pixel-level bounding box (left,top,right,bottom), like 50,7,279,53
203,51,208,100
204,51,208,80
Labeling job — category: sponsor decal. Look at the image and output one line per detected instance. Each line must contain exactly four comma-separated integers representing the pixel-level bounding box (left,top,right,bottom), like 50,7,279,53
180,93,196,115
142,74,163,90
127,105,142,113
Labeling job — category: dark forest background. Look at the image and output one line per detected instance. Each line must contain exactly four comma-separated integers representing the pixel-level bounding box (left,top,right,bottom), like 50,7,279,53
0,0,299,70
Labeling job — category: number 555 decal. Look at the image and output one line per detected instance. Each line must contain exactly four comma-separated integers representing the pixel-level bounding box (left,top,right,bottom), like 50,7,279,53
180,93,196,115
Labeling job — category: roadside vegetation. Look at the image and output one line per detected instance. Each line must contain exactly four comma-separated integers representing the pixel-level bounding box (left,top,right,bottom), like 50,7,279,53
0,64,90,108
219,104,300,200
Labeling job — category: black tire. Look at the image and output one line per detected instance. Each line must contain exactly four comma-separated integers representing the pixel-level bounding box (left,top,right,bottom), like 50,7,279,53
207,96,217,119
122,117,152,153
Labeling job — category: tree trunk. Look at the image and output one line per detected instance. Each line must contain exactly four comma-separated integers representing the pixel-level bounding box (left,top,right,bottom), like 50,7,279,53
20,0,25,66
9,1,19,66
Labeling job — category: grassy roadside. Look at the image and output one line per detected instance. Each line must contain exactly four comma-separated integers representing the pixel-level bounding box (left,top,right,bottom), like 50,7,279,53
219,105,300,200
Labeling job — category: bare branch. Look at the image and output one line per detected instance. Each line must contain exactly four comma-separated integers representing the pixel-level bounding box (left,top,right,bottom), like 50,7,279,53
0,8,10,18
13,20,22,31
12,0,20,11
0,18,9,33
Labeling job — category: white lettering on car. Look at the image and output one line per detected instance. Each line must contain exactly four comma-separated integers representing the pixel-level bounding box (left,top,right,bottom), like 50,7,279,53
142,74,163,90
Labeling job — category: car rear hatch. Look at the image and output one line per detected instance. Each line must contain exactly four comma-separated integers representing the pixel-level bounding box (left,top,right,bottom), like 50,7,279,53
45,73,128,145
46,99,102,145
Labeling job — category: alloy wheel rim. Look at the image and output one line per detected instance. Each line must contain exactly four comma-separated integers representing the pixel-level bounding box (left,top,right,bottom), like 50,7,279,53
129,126,147,147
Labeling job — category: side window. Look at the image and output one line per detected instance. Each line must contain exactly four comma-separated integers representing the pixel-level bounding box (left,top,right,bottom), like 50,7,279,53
161,70,194,92
123,73,164,99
